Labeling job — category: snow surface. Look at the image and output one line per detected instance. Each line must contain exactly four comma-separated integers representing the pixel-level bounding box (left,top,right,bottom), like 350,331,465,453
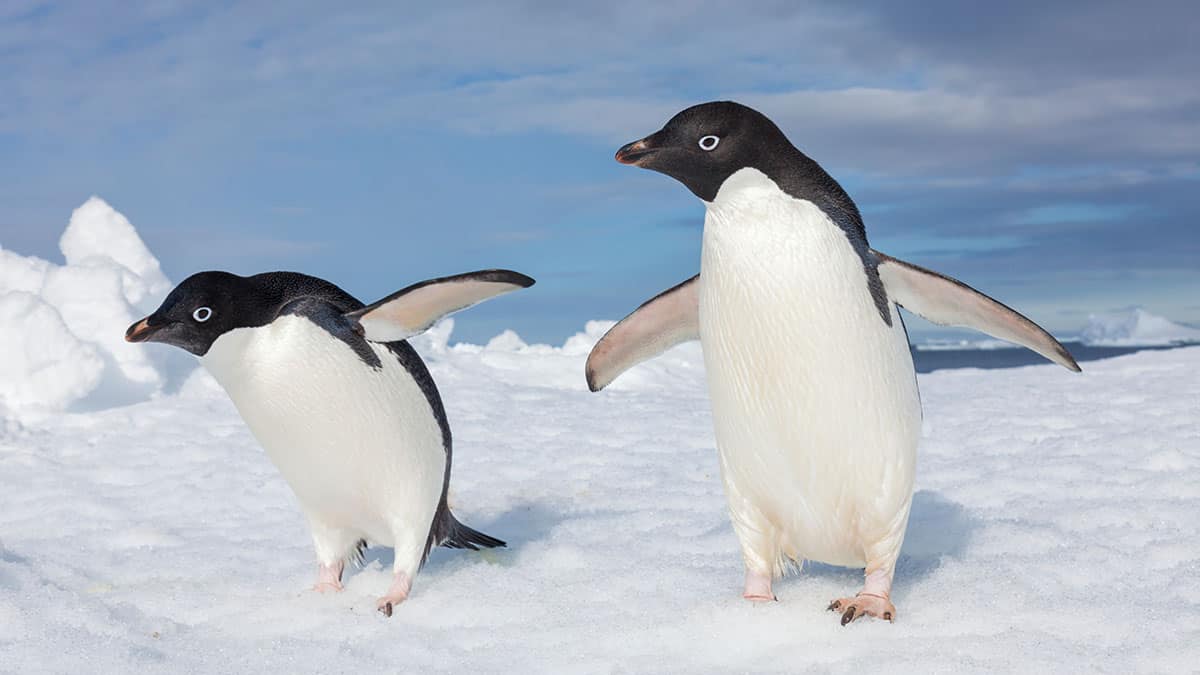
2,323,1198,672
1081,307,1200,347
2,202,1198,672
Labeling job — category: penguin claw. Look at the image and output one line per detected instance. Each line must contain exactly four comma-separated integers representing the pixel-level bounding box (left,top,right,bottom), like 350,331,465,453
376,595,406,618
827,593,896,626
375,571,412,618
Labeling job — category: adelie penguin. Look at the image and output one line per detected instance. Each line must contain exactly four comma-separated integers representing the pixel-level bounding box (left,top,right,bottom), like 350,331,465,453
587,101,1080,625
126,268,534,616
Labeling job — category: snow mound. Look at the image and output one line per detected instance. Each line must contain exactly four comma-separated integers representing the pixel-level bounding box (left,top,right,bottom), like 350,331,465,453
1080,307,1200,346
0,197,187,424
405,318,702,394
0,293,104,421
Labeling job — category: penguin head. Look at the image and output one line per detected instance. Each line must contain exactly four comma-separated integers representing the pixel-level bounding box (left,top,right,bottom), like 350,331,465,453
125,271,256,356
615,101,794,202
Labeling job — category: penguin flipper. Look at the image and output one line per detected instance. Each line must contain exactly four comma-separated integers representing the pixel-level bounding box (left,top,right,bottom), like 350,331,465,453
872,250,1081,372
585,274,700,392
347,270,535,342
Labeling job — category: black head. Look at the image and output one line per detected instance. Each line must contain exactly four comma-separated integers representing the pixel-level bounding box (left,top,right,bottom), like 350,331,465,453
127,270,363,356
615,101,800,202
124,271,259,356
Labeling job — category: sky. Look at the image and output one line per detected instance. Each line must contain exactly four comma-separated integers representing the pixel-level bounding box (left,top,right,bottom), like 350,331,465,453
1,1,1197,343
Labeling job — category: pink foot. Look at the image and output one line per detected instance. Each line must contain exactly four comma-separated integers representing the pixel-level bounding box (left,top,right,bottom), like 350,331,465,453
743,569,776,602
312,561,344,593
376,572,412,617
828,568,897,625
827,593,896,625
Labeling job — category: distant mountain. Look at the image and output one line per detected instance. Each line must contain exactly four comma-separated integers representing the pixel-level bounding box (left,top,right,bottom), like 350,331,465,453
1081,307,1200,347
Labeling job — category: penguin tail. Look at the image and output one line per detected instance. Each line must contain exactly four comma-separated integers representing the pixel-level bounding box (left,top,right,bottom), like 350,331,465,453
348,538,369,568
424,505,505,564
439,512,506,551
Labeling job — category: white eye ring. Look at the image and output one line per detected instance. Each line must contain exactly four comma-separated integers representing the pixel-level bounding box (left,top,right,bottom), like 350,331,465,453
192,307,213,322
698,135,720,151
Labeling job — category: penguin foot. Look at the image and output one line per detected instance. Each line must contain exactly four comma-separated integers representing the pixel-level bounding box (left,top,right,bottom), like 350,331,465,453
376,572,412,618
312,562,345,593
743,569,777,602
827,593,895,625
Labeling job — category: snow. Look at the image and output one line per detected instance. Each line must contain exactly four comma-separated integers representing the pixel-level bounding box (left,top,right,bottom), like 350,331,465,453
0,292,104,422
2,320,1198,671
1080,307,1200,347
0,198,188,424
2,204,1198,671
913,337,1020,351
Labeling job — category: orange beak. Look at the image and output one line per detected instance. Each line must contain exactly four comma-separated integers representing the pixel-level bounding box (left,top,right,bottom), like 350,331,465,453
124,317,157,343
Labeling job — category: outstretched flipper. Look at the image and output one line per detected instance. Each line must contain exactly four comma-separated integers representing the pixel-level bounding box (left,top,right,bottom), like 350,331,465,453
873,250,1080,372
585,275,700,391
347,269,535,342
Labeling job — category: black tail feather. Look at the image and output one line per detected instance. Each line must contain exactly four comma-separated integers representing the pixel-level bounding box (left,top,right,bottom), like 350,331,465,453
424,505,505,564
440,516,506,550
348,538,368,567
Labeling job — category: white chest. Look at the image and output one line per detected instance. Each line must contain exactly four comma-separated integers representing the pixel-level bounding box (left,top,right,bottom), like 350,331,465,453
201,316,446,537
696,168,921,563
698,168,904,368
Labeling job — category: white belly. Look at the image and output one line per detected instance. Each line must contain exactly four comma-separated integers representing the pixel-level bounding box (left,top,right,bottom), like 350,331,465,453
201,316,446,546
699,169,921,568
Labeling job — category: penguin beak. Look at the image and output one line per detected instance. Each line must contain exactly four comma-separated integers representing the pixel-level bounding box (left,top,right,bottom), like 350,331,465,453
125,316,164,343
615,136,658,166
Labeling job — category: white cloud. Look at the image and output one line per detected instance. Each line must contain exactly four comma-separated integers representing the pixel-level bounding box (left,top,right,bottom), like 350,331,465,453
3,2,1196,179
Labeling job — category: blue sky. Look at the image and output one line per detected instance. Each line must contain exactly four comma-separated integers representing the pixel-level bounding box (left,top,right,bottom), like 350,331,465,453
2,1,1197,343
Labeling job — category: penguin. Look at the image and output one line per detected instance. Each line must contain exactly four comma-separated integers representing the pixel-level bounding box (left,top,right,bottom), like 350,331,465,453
586,101,1079,625
125,268,534,616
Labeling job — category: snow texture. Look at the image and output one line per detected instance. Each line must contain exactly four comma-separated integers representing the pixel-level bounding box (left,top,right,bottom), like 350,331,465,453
1081,307,1200,347
913,337,1020,351
1,203,1197,672
2,325,1198,672
0,198,189,425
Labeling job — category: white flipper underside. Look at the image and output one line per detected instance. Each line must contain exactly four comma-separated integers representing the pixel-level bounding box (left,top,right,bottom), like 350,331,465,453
585,275,699,391
348,270,535,342
873,250,1080,372
584,248,1078,392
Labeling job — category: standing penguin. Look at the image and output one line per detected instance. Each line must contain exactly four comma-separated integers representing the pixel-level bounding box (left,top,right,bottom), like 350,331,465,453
586,102,1079,624
126,269,533,616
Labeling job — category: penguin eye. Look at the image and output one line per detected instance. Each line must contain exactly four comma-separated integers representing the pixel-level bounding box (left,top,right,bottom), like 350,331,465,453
698,135,720,151
192,307,213,322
